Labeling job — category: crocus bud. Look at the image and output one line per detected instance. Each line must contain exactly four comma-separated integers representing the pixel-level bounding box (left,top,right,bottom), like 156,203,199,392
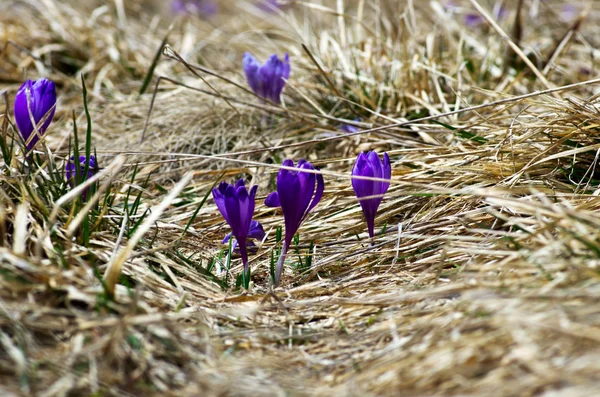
14,78,57,152
265,159,324,286
243,52,290,104
65,155,98,200
213,179,259,272
351,151,391,239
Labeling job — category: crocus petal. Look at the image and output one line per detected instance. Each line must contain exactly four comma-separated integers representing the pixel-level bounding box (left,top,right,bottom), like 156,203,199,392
222,232,239,252
277,161,299,202
216,181,228,195
249,184,258,200
296,161,316,220
305,170,324,219
367,151,383,191
34,79,57,133
367,152,384,206
381,152,391,194
262,60,275,100
352,153,375,200
212,183,231,224
278,169,305,244
236,185,253,238
222,232,232,244
279,159,295,175
248,220,266,240
268,52,290,103
14,81,34,142
276,53,290,103
224,185,242,236
265,191,281,207
245,185,259,232
232,239,239,252
243,52,262,95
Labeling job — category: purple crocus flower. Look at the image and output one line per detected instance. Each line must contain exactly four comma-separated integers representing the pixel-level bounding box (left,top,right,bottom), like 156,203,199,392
243,52,290,104
213,179,258,275
265,159,324,286
171,0,218,17
14,78,56,153
351,151,391,240
223,220,265,252
65,155,98,200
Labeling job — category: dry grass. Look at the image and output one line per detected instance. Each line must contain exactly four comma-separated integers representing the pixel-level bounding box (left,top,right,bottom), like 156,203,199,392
1,0,600,395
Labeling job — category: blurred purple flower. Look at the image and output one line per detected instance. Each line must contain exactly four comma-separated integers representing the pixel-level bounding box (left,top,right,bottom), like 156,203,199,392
222,220,265,252
340,118,361,133
265,159,324,286
441,0,459,13
464,13,484,27
578,66,591,76
14,78,56,153
65,155,98,200
464,5,507,27
243,52,290,104
352,151,391,239
66,155,97,182
213,179,258,273
258,0,282,12
561,5,578,22
171,0,218,17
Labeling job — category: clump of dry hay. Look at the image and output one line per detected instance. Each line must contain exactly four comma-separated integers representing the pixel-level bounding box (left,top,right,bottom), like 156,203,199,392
1,0,600,396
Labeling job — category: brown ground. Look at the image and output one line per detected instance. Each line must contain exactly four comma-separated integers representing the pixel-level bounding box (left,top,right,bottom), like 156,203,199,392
1,1,600,396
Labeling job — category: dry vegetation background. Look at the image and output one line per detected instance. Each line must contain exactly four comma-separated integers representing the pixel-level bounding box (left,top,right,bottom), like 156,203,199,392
1,0,600,396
